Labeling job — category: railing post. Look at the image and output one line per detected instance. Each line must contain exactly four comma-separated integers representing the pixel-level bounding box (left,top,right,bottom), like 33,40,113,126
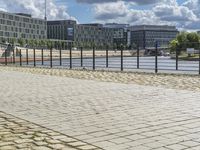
137,45,139,69
59,47,62,66
121,45,123,71
176,44,178,70
155,41,158,73
93,46,95,70
41,48,44,65
33,48,36,67
50,47,52,68
199,43,200,75
26,49,29,65
80,47,83,67
69,43,72,69
5,50,7,65
13,49,15,64
20,49,22,66
106,45,108,68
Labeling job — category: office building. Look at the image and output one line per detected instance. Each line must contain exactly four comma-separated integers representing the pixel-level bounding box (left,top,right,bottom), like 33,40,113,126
74,23,114,47
47,20,76,42
47,20,114,48
128,25,178,49
104,23,130,48
0,11,47,42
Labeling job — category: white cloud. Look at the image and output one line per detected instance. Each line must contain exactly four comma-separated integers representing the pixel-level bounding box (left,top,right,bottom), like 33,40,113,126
94,1,128,20
0,0,76,20
77,0,163,5
153,4,198,22
93,0,200,30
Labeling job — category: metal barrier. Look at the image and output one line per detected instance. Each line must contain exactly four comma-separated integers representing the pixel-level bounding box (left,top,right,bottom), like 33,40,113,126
1,42,200,75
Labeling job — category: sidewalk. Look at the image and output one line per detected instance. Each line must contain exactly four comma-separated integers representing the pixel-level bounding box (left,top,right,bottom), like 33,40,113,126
0,67,200,150
0,111,100,150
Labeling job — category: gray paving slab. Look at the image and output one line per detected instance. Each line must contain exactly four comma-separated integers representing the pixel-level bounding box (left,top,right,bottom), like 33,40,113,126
0,70,200,150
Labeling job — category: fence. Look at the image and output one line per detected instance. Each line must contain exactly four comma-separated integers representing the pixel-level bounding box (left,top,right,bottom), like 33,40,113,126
1,42,200,75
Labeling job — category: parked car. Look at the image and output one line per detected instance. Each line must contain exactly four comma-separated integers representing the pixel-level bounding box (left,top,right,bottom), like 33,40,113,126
72,47,77,50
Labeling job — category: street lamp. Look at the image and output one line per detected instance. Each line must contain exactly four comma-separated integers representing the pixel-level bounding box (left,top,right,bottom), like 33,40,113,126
44,0,47,20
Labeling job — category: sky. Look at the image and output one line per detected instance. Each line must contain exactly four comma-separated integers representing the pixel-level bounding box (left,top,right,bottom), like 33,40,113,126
0,0,200,31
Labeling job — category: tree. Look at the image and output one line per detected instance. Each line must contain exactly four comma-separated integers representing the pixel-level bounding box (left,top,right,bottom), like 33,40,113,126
186,32,200,48
176,32,188,44
40,40,46,48
170,32,200,52
129,42,137,56
18,38,25,47
113,43,117,50
131,42,137,49
169,39,178,53
28,39,34,48
10,38,16,45
46,40,52,49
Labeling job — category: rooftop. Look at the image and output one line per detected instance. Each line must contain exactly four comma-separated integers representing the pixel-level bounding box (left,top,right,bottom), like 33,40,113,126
128,25,178,31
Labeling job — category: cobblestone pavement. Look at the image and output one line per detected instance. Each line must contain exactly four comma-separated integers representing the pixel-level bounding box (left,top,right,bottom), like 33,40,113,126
0,111,100,150
1,69,200,150
0,66,200,92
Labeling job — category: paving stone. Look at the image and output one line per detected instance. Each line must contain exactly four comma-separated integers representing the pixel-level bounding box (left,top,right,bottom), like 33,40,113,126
180,141,200,147
78,145,98,150
68,141,87,147
0,112,99,150
165,144,188,150
0,145,16,150
1,68,200,150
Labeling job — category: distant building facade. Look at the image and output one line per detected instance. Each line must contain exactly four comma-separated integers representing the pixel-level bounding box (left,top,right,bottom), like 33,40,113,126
74,23,114,47
0,11,47,42
47,20,114,48
47,20,76,42
128,25,178,49
104,23,130,48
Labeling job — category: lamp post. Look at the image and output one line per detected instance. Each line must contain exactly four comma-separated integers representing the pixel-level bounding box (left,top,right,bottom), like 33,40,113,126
44,0,47,20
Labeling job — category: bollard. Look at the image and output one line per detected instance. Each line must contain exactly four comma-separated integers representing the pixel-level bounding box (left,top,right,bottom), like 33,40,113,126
155,41,158,73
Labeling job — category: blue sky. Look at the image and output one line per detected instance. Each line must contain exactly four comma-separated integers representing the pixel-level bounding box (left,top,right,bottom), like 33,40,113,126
0,0,200,30
54,0,187,23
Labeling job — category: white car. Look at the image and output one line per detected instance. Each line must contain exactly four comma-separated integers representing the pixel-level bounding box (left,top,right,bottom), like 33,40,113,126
72,47,77,50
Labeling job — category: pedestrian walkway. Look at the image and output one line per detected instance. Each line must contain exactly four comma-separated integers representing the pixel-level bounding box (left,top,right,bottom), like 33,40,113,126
1,69,200,150
0,111,99,150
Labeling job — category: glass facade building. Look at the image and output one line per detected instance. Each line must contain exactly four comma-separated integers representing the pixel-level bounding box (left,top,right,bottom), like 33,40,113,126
128,25,178,49
0,11,47,42
74,24,114,47
47,20,114,48
104,23,130,48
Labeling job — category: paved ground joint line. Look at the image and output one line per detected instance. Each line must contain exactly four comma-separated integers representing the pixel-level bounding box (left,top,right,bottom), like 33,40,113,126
0,111,101,150
1,66,200,150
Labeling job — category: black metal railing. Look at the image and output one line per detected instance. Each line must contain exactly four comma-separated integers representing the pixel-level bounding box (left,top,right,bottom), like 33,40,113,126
1,42,200,75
